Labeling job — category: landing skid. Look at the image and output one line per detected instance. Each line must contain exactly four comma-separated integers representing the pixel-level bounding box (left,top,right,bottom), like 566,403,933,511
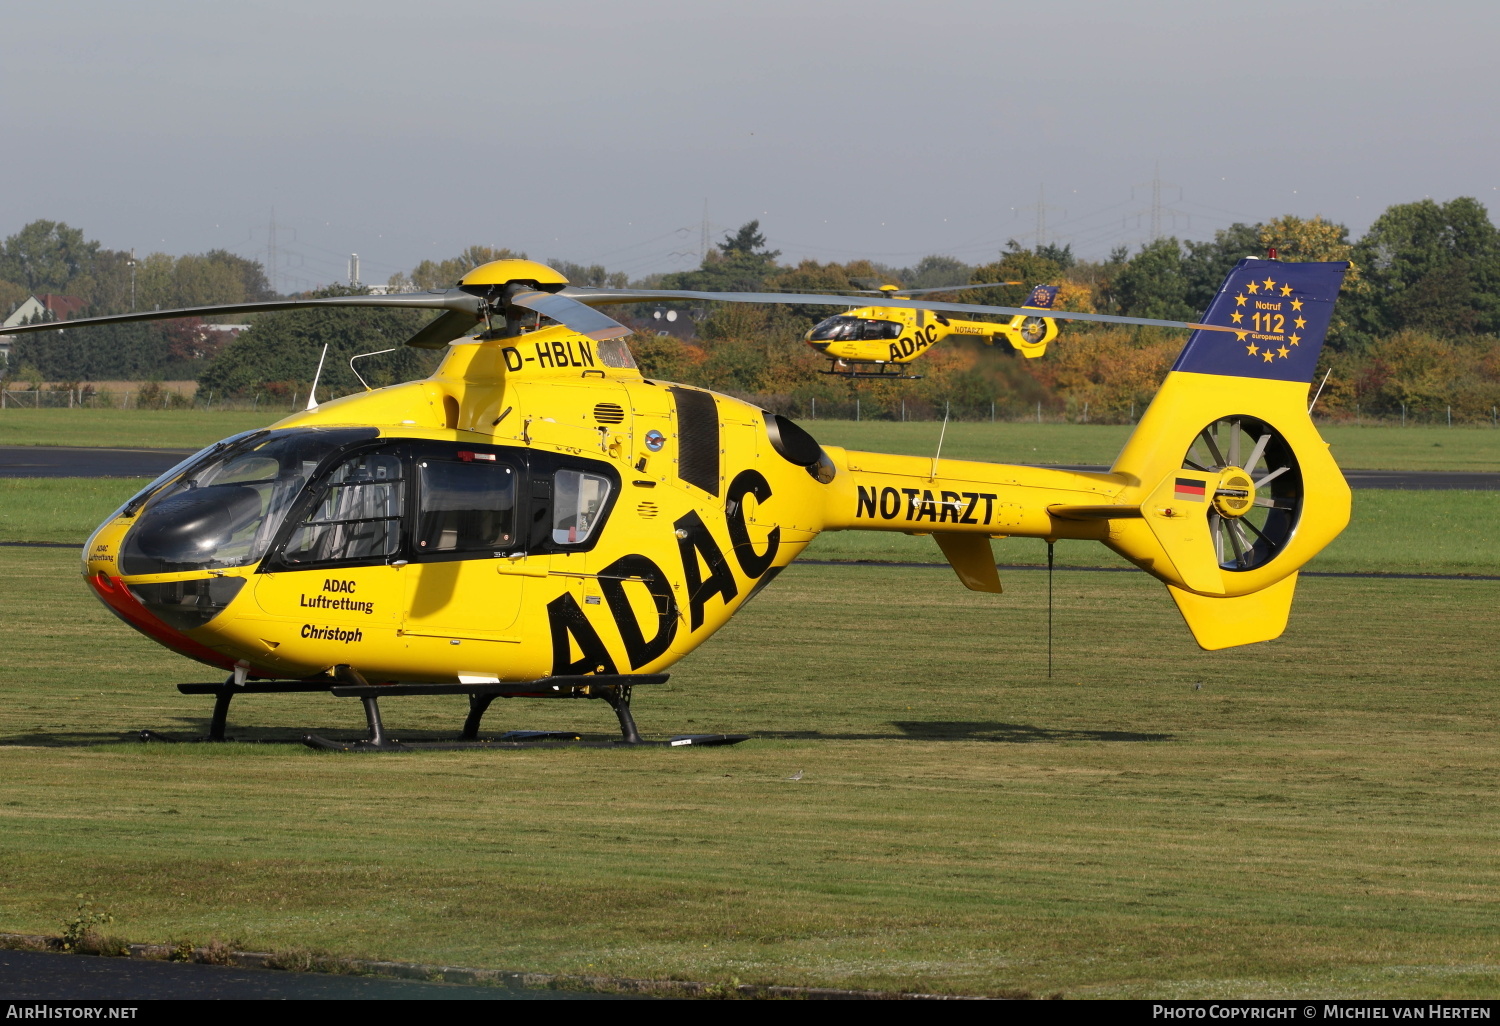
140,670,747,751
820,360,922,380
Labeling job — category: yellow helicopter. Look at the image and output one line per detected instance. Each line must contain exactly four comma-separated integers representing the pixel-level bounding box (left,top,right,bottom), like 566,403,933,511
805,283,1063,378
7,258,1349,750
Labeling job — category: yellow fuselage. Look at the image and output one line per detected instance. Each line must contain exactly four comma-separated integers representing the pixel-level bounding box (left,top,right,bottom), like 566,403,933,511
805,303,1060,366
80,323,1347,684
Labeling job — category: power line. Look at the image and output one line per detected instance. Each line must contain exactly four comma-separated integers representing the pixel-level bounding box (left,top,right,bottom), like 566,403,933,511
1128,162,1190,241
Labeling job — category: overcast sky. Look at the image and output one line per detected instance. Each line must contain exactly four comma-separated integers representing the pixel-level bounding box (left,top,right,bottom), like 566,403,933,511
3,0,1496,290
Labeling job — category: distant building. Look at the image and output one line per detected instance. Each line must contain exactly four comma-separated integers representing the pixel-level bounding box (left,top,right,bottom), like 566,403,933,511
621,307,697,341
0,294,86,368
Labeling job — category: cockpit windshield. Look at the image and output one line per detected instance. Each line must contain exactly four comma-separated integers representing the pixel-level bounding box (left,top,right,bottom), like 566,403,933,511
118,427,377,575
808,316,903,342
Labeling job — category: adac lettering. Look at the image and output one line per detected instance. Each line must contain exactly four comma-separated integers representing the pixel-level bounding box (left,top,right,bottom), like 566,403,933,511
597,553,677,668
673,510,738,631
547,592,618,676
500,338,597,372
724,469,779,579
855,485,998,525
888,323,940,362
546,469,781,672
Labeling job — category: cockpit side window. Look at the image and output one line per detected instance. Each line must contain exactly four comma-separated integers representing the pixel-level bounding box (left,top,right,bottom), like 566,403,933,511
808,316,858,341
117,427,376,576
282,453,405,565
809,316,903,342
552,469,612,545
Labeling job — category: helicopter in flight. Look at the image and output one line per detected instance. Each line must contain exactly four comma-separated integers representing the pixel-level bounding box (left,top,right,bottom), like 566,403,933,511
7,257,1350,750
805,283,1064,378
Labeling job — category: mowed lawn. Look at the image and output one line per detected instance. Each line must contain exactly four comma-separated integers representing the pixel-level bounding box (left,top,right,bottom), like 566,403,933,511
803,419,1500,473
3,409,1500,471
0,547,1497,998
0,409,272,449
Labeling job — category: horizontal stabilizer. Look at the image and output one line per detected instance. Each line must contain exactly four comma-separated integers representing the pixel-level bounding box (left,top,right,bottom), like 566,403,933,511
1168,572,1298,650
1048,504,1143,521
933,532,1002,593
1140,470,1225,595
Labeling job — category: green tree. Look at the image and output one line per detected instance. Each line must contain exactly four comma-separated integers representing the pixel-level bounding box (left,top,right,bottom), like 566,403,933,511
0,280,27,317
1035,243,1075,270
133,253,178,311
549,261,628,289
660,220,781,294
902,255,973,290
0,221,98,294
1108,238,1194,321
197,285,441,397
965,242,1065,309
1182,222,1263,314
1347,198,1500,339
393,246,527,291
171,254,247,307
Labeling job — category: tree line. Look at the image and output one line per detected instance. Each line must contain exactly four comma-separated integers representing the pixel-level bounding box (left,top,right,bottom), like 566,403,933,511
5,198,1500,422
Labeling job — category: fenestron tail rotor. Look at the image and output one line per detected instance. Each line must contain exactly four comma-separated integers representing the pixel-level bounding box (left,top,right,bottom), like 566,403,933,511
1183,416,1303,572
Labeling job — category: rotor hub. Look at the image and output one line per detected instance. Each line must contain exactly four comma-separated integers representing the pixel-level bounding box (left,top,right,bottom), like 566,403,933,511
1212,467,1256,518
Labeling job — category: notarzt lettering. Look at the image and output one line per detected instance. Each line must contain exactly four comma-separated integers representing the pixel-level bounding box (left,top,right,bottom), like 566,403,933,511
856,485,998,525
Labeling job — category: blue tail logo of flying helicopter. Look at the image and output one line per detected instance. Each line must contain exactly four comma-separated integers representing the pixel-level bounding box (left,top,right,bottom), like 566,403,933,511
1025,285,1059,309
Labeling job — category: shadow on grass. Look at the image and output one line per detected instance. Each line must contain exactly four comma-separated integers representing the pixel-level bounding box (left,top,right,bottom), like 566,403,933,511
2,718,1173,749
754,721,1175,743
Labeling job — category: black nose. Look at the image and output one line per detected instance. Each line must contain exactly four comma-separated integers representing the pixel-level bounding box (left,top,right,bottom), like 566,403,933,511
132,485,264,561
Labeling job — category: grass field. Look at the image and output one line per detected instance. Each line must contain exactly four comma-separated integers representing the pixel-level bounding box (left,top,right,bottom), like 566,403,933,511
0,410,271,449
4,409,1500,471
1,409,1498,996
805,420,1500,473
4,477,1496,577
0,547,1496,998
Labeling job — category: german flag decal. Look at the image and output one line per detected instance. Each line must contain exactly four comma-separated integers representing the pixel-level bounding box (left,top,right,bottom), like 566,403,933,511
1174,477,1207,501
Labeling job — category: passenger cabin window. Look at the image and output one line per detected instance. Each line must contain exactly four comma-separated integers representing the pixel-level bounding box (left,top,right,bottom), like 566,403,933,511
282,452,405,564
416,459,516,554
552,469,611,545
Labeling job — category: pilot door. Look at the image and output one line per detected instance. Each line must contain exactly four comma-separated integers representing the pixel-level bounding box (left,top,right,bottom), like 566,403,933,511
252,444,409,663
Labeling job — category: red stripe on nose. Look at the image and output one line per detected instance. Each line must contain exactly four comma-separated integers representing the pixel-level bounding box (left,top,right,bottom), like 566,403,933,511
87,573,237,671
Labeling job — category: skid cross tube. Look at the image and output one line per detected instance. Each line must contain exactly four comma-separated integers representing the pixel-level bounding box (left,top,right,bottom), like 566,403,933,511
164,674,673,748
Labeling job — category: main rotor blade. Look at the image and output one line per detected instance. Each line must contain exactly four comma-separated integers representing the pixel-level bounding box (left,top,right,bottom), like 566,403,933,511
0,291,486,337
878,281,1023,296
403,307,486,349
559,286,1239,335
508,288,631,341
